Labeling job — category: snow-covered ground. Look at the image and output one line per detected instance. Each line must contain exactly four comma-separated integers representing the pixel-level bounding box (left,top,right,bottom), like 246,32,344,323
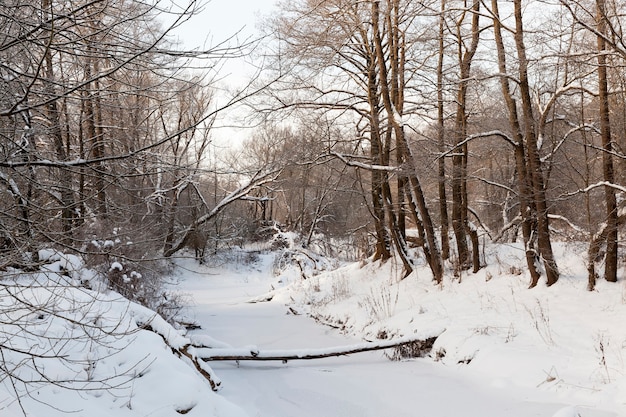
1,241,625,416
0,251,247,417
176,242,625,417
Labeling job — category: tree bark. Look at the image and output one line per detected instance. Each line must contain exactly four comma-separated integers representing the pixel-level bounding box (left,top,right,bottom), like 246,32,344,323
588,210,626,290
367,54,392,262
491,0,541,286
451,0,480,272
371,0,443,282
513,0,559,287
596,0,618,284
43,0,76,240
437,0,450,261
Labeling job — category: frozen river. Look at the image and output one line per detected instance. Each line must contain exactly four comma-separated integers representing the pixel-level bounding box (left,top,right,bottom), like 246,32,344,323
177,260,615,417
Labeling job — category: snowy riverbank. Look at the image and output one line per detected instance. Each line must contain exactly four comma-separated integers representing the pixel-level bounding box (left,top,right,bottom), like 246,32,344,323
177,242,624,417
1,241,624,416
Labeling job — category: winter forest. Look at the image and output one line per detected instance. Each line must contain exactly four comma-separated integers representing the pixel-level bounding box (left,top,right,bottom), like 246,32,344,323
1,0,626,416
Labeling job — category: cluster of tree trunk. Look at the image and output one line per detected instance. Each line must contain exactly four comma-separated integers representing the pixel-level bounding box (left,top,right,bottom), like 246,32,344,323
256,0,626,289
0,0,276,273
2,0,626,292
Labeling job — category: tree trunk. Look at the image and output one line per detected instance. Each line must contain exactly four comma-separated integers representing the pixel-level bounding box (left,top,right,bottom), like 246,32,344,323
90,51,107,216
372,0,443,282
596,0,618,283
513,0,559,287
437,0,450,260
367,54,392,262
491,0,541,286
588,210,626,290
43,0,75,240
389,0,406,240
382,178,414,276
451,0,480,272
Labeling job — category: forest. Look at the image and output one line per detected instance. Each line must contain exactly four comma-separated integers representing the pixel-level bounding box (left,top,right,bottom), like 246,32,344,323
2,0,624,290
1,0,626,415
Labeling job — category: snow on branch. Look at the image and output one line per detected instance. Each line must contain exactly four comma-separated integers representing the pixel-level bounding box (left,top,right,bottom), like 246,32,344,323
547,214,584,234
493,215,522,243
163,168,281,257
0,171,24,200
196,170,279,226
132,303,222,391
468,175,516,195
437,130,518,162
330,152,401,172
584,143,626,160
541,122,600,163
569,181,626,196
195,331,443,362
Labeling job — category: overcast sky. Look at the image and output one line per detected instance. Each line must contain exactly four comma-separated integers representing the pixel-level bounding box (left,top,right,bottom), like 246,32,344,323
171,0,277,51
165,0,279,146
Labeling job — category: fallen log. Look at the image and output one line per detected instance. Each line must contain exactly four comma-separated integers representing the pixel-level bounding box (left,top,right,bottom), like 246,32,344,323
178,345,222,391
194,332,442,362
137,321,222,391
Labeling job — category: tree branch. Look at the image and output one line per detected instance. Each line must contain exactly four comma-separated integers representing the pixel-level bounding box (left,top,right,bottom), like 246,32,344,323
195,333,442,362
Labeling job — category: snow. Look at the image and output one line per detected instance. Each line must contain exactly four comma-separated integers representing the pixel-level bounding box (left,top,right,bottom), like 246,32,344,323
553,406,583,417
2,242,626,416
0,252,247,417
176,243,624,417
109,261,123,271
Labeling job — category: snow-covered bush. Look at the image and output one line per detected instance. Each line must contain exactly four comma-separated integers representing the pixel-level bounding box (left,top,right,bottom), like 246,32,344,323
83,237,180,324
269,230,298,250
272,248,338,282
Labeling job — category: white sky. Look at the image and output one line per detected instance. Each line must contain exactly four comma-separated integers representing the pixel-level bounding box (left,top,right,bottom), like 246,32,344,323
171,0,276,57
166,0,279,147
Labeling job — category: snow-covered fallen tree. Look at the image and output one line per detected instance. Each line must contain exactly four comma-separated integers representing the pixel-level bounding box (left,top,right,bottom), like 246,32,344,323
194,331,442,362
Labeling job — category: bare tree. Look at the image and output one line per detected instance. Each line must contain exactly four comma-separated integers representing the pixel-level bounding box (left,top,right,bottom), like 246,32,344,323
0,0,271,410
593,0,618,286
262,0,444,280
449,0,481,273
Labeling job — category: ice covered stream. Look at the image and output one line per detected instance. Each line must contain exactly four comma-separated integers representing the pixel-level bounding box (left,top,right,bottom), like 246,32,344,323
176,257,616,417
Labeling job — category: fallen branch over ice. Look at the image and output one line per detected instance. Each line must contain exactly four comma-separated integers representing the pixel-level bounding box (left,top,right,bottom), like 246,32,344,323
194,332,442,362
133,307,223,391
178,345,222,391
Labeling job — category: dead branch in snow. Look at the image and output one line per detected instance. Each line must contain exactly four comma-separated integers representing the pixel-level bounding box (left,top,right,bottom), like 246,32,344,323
138,322,222,391
178,345,222,391
194,334,441,362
